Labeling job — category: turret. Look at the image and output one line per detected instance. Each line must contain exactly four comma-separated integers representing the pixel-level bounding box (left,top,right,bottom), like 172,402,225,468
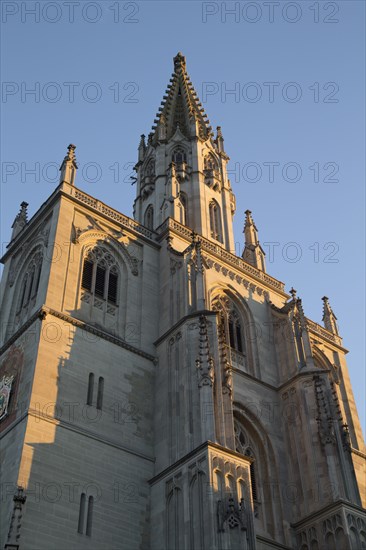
242,210,266,271
59,144,78,186
322,296,339,335
133,53,236,251
11,201,28,241
137,134,146,163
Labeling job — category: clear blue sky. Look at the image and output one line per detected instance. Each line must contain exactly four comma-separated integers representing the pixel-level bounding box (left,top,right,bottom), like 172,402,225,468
1,1,365,431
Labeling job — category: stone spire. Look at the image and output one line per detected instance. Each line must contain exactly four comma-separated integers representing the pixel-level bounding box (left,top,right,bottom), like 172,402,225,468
322,296,339,335
59,144,78,185
215,126,225,154
150,52,213,144
11,201,28,240
138,134,146,163
242,210,266,272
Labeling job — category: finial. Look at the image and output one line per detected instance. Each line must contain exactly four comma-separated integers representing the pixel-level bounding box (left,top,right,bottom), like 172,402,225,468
322,296,339,335
59,143,78,185
215,126,225,152
14,201,28,222
244,209,253,225
67,143,76,160
290,287,297,300
11,201,29,239
173,52,186,71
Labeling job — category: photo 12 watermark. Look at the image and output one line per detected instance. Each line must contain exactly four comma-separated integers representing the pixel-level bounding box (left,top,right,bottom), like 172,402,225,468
1,1,140,24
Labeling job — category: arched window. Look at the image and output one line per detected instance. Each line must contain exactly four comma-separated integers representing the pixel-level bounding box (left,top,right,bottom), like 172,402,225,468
234,421,259,506
144,205,154,230
209,200,222,242
212,296,245,356
81,246,119,305
145,158,155,177
17,250,43,313
204,153,218,172
172,147,187,165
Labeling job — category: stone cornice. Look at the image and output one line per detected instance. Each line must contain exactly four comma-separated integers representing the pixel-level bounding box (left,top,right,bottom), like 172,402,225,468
43,306,156,361
156,217,288,298
307,318,346,351
1,182,160,263
351,447,366,460
0,309,43,356
1,185,62,263
61,184,160,247
154,309,217,347
256,536,293,550
148,440,253,486
0,409,155,463
291,499,366,529
0,306,156,362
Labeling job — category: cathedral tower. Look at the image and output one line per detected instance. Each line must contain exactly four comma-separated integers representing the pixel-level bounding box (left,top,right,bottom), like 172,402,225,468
133,52,236,252
0,54,365,550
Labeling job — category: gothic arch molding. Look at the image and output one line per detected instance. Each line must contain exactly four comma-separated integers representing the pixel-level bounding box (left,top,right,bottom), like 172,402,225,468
233,401,285,541
313,345,340,384
76,230,139,276
209,285,260,377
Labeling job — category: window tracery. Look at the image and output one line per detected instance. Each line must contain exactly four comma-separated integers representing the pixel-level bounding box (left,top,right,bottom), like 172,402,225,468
234,421,259,507
212,296,245,356
81,246,119,305
144,205,154,230
16,250,43,314
172,147,187,165
204,153,220,189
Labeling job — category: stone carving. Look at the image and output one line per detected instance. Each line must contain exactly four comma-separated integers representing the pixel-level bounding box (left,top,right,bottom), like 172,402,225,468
4,486,26,548
314,375,336,446
196,315,214,388
217,495,248,532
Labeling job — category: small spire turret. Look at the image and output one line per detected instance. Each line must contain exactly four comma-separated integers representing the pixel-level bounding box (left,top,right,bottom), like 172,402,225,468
242,210,266,272
59,144,78,185
138,134,146,162
215,126,225,154
11,201,28,240
322,296,339,335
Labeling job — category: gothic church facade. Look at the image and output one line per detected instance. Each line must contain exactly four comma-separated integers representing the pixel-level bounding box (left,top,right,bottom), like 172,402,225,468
1,53,365,550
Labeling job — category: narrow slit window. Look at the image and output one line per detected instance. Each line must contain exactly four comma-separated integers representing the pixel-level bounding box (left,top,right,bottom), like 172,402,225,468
236,324,243,353
96,377,104,410
144,205,154,230
33,264,42,297
228,320,235,349
86,496,94,536
94,264,106,297
82,259,93,291
250,461,257,502
108,271,118,303
27,269,35,302
19,274,28,310
87,373,94,406
78,493,86,534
